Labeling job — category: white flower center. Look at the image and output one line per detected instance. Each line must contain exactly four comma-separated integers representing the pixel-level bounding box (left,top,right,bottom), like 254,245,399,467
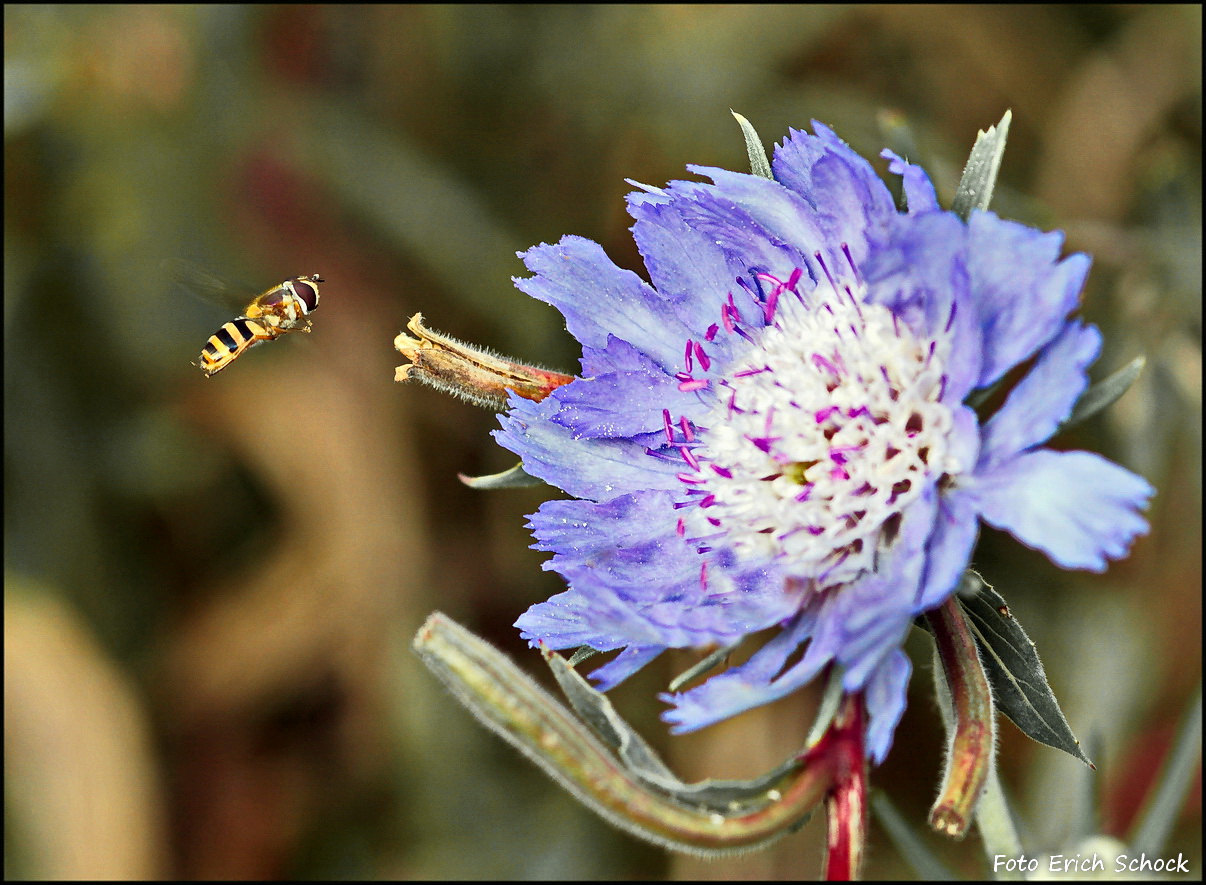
678,275,958,587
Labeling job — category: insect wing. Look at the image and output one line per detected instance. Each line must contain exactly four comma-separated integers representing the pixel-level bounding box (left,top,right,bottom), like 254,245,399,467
161,258,260,314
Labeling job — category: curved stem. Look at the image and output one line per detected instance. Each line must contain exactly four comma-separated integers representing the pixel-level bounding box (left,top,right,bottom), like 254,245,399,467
927,596,995,839
414,612,835,857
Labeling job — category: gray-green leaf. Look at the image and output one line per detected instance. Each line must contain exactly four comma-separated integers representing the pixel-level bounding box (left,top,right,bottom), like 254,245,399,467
952,110,1011,220
1059,355,1145,434
959,575,1093,767
545,650,806,814
458,461,546,489
731,110,773,180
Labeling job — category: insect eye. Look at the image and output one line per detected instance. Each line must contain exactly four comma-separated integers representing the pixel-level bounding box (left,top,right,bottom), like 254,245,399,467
293,279,320,312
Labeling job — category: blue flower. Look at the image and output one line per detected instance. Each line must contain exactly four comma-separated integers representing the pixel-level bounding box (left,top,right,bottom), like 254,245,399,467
495,122,1152,763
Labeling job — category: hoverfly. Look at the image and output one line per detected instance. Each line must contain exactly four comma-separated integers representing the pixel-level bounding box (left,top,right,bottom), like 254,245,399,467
166,261,325,377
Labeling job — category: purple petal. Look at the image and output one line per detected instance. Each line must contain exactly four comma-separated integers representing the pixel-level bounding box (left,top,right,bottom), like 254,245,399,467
516,235,698,371
979,320,1102,468
862,210,984,404
626,192,752,365
969,449,1152,571
968,211,1092,388
529,491,693,586
917,485,981,610
665,170,822,292
660,609,820,733
864,649,912,765
797,488,936,688
495,394,681,501
519,491,798,654
771,122,898,268
516,584,662,652
549,342,711,439
882,149,939,213
517,554,796,656
587,645,665,691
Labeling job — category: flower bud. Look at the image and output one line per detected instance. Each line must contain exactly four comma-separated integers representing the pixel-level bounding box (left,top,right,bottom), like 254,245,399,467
394,313,573,410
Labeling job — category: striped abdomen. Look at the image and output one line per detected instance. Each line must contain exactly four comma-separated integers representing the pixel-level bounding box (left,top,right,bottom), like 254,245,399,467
196,316,276,377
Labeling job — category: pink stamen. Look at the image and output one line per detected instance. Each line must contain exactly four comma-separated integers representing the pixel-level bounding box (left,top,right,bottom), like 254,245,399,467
676,473,707,485
676,517,685,537
720,303,735,334
843,285,864,320
816,251,837,290
710,464,733,478
841,243,859,281
684,339,694,373
812,354,840,376
704,323,719,341
679,446,701,470
678,378,709,392
699,561,709,590
763,286,780,323
699,494,716,508
747,435,778,454
662,408,675,444
814,405,840,423
693,341,711,371
679,416,695,441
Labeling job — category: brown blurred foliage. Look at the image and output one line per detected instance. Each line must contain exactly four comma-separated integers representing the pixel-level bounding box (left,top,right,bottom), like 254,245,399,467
4,5,1199,880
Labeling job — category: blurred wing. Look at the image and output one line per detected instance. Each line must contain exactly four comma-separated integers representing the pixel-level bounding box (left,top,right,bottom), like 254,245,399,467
160,258,258,313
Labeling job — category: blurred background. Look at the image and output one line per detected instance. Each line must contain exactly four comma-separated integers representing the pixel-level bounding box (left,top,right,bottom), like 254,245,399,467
4,5,1200,879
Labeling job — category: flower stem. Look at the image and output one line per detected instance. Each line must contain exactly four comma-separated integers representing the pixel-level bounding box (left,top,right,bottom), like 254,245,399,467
927,596,995,839
413,612,835,856
821,695,868,880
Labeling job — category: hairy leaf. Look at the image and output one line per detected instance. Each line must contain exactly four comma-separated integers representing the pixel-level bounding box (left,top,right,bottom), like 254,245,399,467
958,574,1093,766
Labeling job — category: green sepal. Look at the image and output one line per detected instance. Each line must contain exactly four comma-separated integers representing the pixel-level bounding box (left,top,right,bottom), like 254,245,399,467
1059,355,1145,434
458,461,546,489
952,110,1011,220
731,110,773,180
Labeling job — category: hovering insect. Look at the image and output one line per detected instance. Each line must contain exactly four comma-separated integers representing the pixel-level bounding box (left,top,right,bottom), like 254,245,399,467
184,271,324,377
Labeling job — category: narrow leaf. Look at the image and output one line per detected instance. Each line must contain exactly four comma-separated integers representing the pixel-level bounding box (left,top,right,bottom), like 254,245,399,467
545,649,807,811
667,641,742,692
871,791,958,881
731,110,773,180
1129,686,1203,855
952,110,1011,220
458,461,546,489
1059,355,1145,433
958,576,1093,766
